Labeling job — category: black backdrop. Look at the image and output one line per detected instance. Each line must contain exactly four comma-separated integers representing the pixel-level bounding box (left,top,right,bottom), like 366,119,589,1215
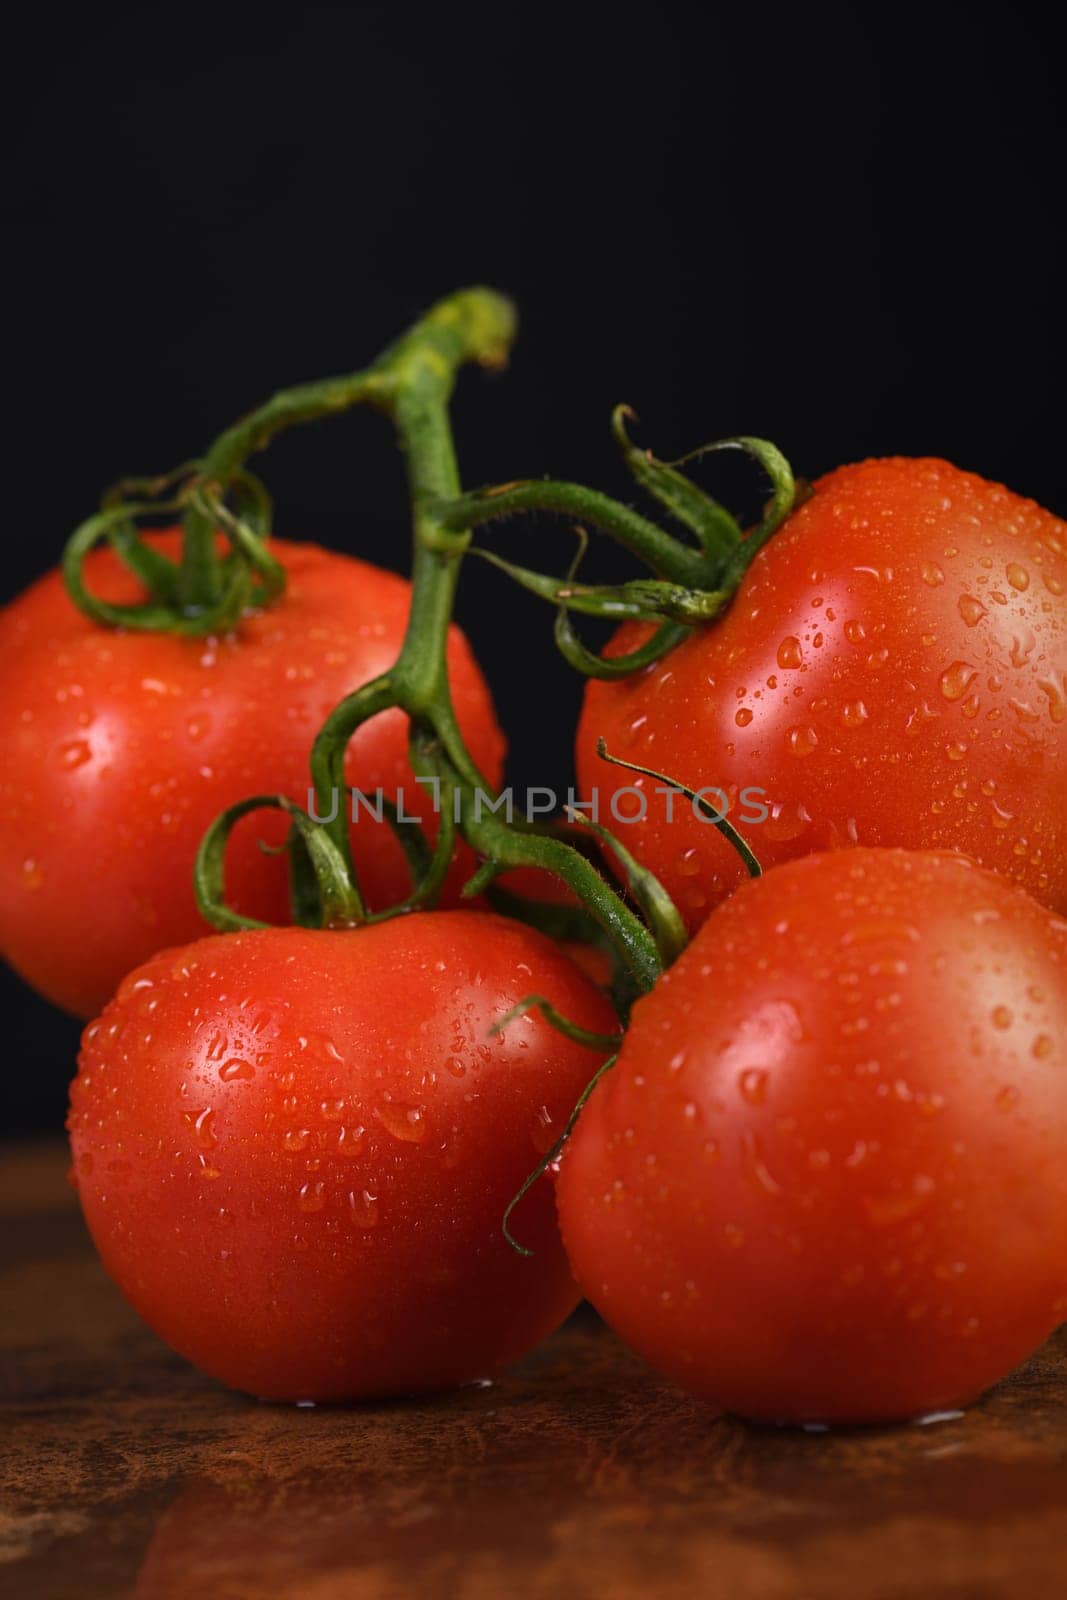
3,5,1063,1134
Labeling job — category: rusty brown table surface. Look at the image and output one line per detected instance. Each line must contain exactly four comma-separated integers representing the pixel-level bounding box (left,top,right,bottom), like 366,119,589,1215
2,1141,1066,1600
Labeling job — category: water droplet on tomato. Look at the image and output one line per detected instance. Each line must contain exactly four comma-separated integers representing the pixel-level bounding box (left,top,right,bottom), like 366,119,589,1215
348,1189,380,1228
219,1057,254,1082
776,636,804,670
56,738,92,771
297,1181,325,1213
957,595,987,627
1006,562,1030,592
677,848,702,878
787,725,819,757
939,662,977,702
921,563,945,587
530,1105,555,1155
376,1102,427,1143
1009,627,1036,669
1038,675,1066,724
194,1108,217,1149
863,1175,935,1225
334,1124,366,1158
20,858,44,890
763,801,813,843
621,713,649,749
738,1068,768,1106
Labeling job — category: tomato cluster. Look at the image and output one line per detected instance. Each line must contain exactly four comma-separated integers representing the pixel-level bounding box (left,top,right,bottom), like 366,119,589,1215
5,293,1065,1426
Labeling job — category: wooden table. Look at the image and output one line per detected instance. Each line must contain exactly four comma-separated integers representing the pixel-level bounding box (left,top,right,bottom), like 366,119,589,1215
2,1140,1065,1599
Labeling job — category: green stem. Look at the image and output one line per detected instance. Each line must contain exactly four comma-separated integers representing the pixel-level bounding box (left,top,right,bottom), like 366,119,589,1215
434,480,715,586
261,289,673,998
503,1051,619,1257
64,287,514,635
596,740,763,880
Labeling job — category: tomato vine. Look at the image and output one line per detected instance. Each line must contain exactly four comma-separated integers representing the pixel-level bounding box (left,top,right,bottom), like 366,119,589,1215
187,290,679,1009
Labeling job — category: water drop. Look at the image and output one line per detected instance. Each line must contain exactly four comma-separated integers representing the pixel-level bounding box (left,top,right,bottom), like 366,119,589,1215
193,1108,217,1150
376,1102,428,1143
776,636,804,670
298,1181,325,1213
1009,627,1036,669
530,1105,555,1154
1038,675,1065,725
219,1057,254,1082
939,662,977,702
915,1409,965,1427
621,713,649,749
739,1068,768,1106
56,738,92,770
957,595,987,627
863,1175,935,1225
20,858,44,890
349,1189,380,1227
787,725,819,757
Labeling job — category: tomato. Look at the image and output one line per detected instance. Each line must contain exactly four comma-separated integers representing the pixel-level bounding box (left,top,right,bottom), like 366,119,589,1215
67,909,614,1401
557,848,1067,1424
577,458,1067,928
0,532,505,1017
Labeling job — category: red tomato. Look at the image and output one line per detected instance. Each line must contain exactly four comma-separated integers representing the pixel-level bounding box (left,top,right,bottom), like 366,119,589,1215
68,910,614,1401
0,532,505,1017
557,849,1067,1424
577,458,1067,927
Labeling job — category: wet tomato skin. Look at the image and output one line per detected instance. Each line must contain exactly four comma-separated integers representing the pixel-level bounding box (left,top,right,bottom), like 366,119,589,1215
557,849,1067,1424
68,911,615,1401
577,458,1067,928
0,533,505,1017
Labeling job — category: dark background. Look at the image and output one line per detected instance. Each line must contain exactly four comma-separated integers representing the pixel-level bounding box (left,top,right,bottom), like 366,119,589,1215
2,4,1063,1134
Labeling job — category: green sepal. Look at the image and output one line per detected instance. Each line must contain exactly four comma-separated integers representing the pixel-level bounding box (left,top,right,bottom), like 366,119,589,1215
612,405,742,560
